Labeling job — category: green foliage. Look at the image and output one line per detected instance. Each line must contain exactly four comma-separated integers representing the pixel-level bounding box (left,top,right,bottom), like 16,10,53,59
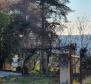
0,12,11,69
0,12,11,28
0,12,11,54
37,0,71,18
0,12,11,39
82,56,91,71
3,14,30,57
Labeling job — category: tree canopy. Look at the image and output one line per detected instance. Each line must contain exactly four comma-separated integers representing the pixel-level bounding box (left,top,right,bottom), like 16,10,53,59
0,0,71,73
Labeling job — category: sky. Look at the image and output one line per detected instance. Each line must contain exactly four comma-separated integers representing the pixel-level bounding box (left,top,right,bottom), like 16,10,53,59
68,0,91,21
58,0,91,35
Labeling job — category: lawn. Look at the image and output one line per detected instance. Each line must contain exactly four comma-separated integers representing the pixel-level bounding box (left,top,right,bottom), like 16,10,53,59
0,75,59,84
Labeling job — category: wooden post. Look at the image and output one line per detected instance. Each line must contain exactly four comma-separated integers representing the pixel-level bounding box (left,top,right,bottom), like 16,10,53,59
79,55,82,84
79,48,86,84
69,46,73,84
69,44,76,84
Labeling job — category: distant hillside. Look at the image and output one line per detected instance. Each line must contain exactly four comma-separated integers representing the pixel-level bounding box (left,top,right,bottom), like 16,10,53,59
60,35,91,53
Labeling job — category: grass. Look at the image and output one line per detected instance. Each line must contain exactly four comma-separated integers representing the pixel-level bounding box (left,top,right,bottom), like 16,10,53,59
0,75,59,84
83,81,91,84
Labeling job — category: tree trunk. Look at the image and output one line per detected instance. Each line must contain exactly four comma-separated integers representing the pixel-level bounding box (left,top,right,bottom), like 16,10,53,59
0,50,4,70
40,51,48,74
40,2,48,74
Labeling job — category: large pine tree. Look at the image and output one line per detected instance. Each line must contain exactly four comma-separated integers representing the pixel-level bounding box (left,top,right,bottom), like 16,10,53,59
35,0,71,74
